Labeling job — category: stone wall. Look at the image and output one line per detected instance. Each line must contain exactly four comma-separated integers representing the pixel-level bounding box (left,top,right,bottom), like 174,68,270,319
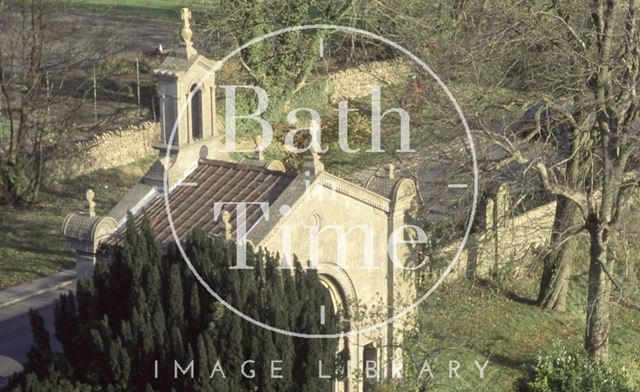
325,60,560,280
51,58,408,178
444,187,557,280
326,59,412,102
53,121,161,178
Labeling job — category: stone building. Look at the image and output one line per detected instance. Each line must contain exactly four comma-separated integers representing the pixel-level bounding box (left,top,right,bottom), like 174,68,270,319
63,9,418,392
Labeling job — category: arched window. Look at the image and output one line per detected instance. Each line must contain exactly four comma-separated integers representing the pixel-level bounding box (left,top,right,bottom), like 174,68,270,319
190,84,203,141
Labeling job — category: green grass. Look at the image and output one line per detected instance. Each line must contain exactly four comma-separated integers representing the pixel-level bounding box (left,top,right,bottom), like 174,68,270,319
399,269,640,391
0,157,154,289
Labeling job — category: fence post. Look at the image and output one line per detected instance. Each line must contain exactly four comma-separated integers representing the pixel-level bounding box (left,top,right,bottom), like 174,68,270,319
136,54,141,115
93,67,98,123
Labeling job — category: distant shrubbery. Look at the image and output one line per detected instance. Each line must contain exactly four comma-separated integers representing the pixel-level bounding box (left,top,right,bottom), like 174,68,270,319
519,346,635,392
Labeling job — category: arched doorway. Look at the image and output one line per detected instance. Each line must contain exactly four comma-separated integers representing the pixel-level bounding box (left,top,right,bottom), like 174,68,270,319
319,270,355,392
190,84,203,141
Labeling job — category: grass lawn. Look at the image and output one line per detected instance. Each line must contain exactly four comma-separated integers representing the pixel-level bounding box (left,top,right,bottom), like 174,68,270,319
400,269,640,391
0,157,154,290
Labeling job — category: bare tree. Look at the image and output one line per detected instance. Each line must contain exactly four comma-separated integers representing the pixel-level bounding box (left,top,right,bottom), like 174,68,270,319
0,0,113,205
478,0,640,362
201,0,350,94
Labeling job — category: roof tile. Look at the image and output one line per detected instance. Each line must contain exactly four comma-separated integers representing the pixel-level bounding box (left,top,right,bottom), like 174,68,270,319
109,159,295,246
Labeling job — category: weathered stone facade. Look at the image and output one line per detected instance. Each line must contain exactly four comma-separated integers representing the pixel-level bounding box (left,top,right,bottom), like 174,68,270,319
250,162,417,389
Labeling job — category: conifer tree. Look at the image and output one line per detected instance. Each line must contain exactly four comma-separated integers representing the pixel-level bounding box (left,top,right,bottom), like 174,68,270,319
194,335,211,392
108,337,131,390
25,309,53,380
53,292,78,361
166,263,185,330
20,215,339,391
205,333,229,392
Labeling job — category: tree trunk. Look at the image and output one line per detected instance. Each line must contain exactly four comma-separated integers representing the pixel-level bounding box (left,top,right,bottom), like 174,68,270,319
585,221,613,363
537,196,578,311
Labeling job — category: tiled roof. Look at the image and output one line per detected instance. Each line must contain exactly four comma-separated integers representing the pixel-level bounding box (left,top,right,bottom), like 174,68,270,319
364,175,402,199
109,159,295,246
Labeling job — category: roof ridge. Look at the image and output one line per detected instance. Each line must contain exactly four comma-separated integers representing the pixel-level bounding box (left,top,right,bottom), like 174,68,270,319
198,158,295,177
319,171,393,202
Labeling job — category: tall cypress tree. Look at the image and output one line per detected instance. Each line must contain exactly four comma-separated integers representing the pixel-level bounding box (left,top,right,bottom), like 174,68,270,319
108,337,131,390
25,309,53,380
21,215,339,391
166,263,185,330
194,335,211,392
53,292,78,362
204,332,228,392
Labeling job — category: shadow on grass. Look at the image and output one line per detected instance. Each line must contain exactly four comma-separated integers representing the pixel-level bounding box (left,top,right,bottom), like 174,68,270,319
486,352,529,370
475,278,539,306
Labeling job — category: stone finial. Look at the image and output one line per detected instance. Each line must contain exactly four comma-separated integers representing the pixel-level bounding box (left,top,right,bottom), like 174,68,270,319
302,119,324,175
222,210,232,240
255,135,264,161
180,8,193,45
178,8,196,58
387,163,395,180
85,189,96,217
